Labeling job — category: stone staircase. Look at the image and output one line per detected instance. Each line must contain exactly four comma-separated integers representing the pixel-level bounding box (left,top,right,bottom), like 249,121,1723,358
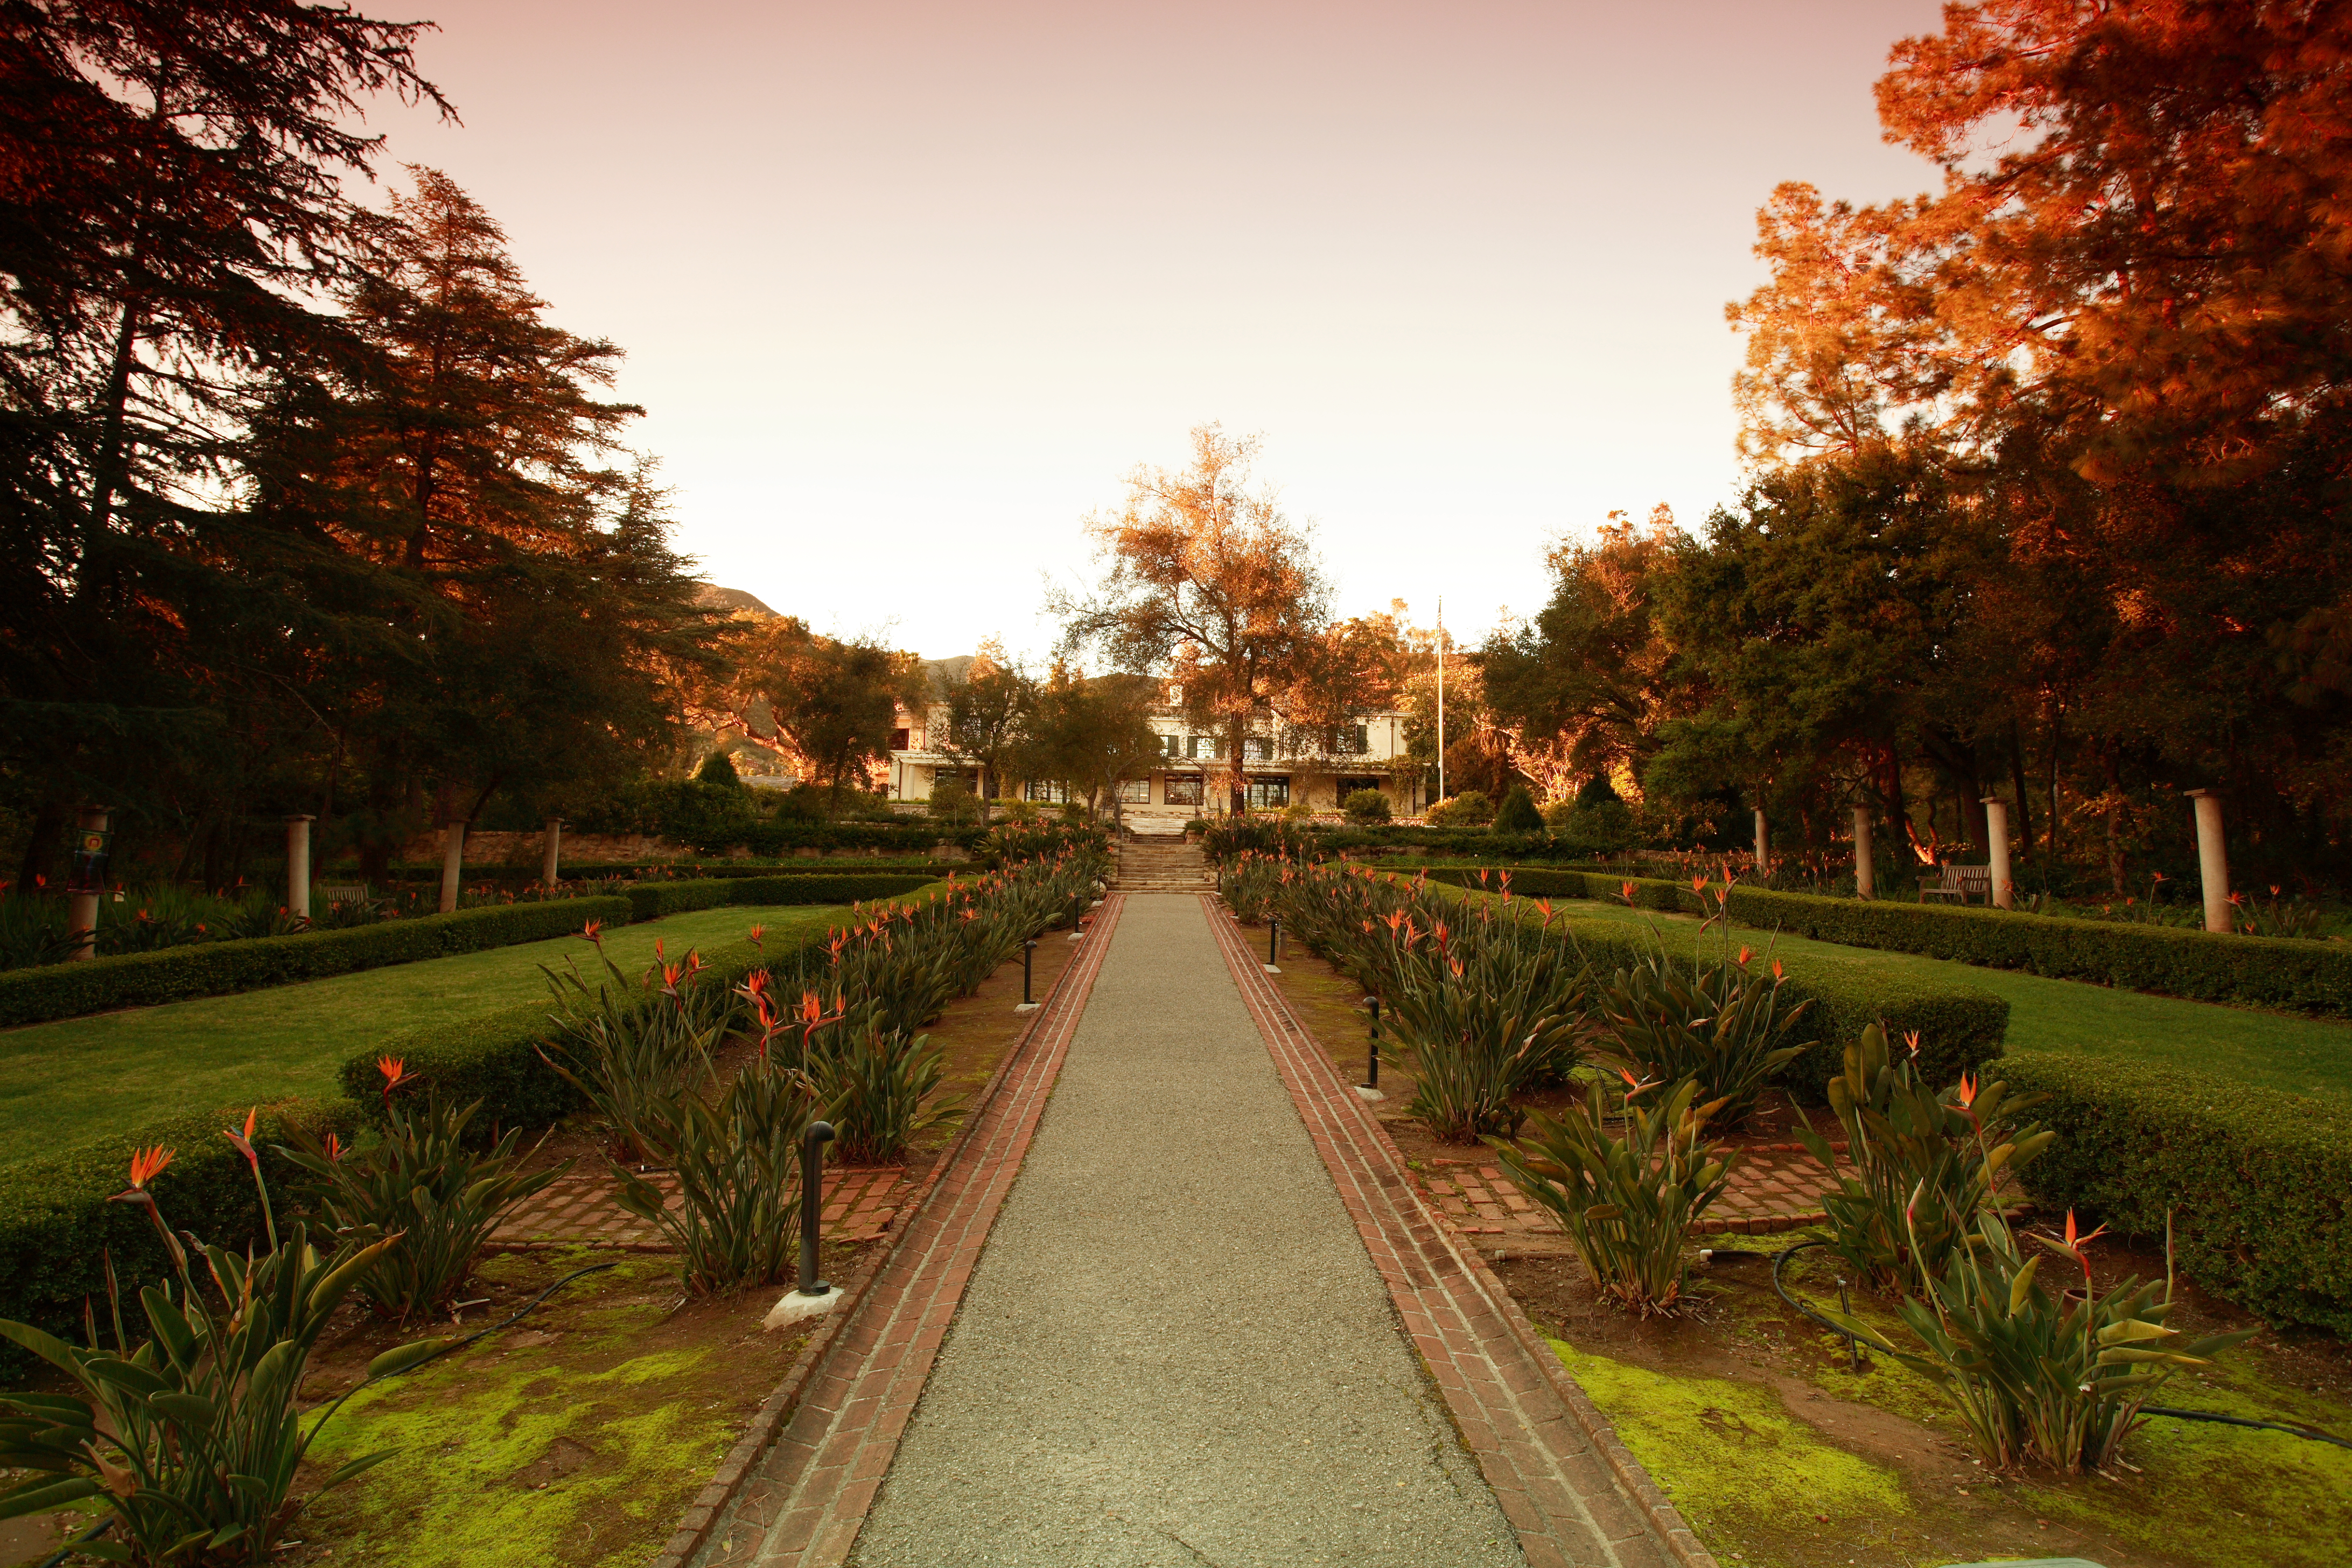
1112,836,1216,893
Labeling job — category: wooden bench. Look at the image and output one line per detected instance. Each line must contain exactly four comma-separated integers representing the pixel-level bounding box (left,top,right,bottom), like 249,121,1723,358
1918,864,1993,905
316,884,373,906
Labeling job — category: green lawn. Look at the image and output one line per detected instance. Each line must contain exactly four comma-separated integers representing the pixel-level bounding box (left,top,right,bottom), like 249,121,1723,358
0,904,848,1155
1460,891,2352,1099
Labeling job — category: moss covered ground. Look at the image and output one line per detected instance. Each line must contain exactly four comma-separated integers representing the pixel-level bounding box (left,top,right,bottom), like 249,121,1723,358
0,904,849,1153
1525,1242,2350,1567
288,1249,818,1568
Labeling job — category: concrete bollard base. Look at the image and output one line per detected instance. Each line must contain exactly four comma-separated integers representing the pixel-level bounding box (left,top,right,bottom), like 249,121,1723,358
763,1286,844,1331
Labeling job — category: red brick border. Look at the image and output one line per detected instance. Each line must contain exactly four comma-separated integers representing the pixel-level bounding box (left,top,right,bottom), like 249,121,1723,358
670,894,1126,1568
1205,895,1720,1568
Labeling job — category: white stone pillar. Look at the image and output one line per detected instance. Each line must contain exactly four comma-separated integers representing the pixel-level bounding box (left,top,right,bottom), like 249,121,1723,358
1852,807,1874,900
1753,807,1770,878
1981,797,2013,909
542,817,564,886
284,814,314,919
66,804,109,961
2186,789,2230,934
438,818,466,914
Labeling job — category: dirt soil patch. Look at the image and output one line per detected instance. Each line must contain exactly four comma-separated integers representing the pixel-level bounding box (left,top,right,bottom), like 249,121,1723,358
1248,917,2352,1568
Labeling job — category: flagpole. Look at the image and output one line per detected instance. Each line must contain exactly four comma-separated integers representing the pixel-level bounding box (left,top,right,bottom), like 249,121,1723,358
1436,596,1446,808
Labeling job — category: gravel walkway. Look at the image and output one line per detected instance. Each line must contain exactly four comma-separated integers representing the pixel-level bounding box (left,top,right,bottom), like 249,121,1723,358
849,894,1522,1568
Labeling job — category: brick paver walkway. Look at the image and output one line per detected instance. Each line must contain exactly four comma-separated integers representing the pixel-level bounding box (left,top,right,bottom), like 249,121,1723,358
1208,897,1714,1568
687,895,1125,1568
1422,1147,1840,1240
492,1166,907,1251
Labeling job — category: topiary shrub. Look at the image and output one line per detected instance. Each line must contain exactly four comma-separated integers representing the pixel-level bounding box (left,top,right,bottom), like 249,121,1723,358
1426,790,1493,827
1342,788,1392,824
1494,784,1544,834
695,750,741,786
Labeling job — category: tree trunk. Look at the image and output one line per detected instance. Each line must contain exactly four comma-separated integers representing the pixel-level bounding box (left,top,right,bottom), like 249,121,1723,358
13,797,67,895
2006,718,2036,861
2102,743,2127,893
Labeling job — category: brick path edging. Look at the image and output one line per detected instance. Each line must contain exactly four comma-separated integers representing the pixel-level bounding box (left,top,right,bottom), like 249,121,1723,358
640,912,1110,1568
1206,897,1721,1568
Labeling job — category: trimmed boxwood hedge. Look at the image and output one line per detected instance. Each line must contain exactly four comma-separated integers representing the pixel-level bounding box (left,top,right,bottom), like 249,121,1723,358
1431,886,2009,1101
389,858,961,886
0,1099,359,1376
622,872,936,923
2002,1054,2352,1334
1420,866,2352,1017
0,896,635,1030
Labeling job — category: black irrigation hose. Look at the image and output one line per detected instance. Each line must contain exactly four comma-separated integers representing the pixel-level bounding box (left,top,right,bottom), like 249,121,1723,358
1761,1238,2351,1450
36,1262,624,1568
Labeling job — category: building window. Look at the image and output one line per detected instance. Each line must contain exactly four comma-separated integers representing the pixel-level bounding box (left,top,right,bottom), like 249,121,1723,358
1188,735,1222,760
1339,776,1384,799
1117,777,1150,803
1242,737,1272,762
1160,733,1182,757
1247,776,1290,810
890,727,911,751
1024,779,1067,803
1350,724,1369,754
1164,774,1204,807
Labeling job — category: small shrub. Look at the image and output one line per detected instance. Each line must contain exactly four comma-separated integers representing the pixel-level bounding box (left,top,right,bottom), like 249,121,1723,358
927,779,979,822
0,1142,435,1563
540,942,739,1160
808,1023,962,1164
1793,1023,2052,1294
1493,784,1544,834
1342,788,1392,824
1828,1209,2249,1472
696,749,742,786
1426,790,1493,827
1586,918,1813,1126
281,1080,570,1323
1491,1075,1737,1316
617,1055,814,1294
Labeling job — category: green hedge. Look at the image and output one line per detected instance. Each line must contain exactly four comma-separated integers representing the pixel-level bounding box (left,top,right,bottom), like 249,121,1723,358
1423,880,2010,1102
0,1100,359,1376
0,897,634,1030
388,858,960,885
1420,867,2352,1017
623,873,936,923
2003,1054,2352,1334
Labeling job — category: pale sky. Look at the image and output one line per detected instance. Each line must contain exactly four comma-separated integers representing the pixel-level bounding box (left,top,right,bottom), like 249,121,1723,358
362,0,1948,661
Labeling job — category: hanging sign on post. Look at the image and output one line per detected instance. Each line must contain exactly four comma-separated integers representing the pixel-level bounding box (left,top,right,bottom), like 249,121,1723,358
65,827,113,893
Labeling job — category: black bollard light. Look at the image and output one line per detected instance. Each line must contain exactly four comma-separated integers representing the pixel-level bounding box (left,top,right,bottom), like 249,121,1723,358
1268,917,1280,966
799,1121,837,1297
1022,938,1037,1004
1363,994,1381,1089
1070,892,1084,934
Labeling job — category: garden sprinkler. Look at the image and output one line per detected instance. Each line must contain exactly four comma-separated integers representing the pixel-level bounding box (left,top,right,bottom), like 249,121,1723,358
1363,995,1380,1089
1835,1275,1863,1371
799,1121,837,1298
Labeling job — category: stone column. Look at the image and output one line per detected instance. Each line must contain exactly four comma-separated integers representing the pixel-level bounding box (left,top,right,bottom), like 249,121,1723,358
438,817,466,914
1753,807,1770,878
67,804,109,962
2186,789,2230,934
1981,797,2014,909
542,817,564,887
1852,807,1875,900
284,814,314,919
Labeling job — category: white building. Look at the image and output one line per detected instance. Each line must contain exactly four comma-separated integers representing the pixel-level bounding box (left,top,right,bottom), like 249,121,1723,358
884,702,1423,825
